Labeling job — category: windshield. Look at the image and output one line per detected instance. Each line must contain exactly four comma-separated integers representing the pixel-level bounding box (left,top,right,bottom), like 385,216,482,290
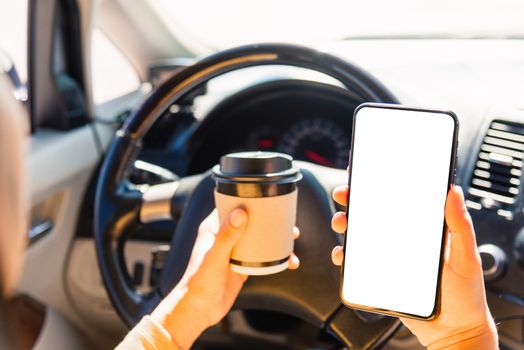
149,0,524,50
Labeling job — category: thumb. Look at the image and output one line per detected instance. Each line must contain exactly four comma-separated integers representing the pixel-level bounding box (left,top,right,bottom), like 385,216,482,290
445,186,481,273
206,208,248,264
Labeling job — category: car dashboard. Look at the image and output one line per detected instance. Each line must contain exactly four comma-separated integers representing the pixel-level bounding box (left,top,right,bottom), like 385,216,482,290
93,39,524,348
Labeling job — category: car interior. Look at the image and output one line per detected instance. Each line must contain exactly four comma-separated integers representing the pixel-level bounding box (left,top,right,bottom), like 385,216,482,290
2,0,524,349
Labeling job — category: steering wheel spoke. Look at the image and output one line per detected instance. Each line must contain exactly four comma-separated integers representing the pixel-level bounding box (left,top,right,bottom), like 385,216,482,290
328,308,401,349
140,181,179,223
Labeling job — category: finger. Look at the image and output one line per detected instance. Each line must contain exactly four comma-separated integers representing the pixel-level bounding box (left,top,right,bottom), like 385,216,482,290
332,185,349,206
399,317,418,331
203,208,248,266
445,186,477,253
293,226,300,240
444,186,481,272
288,253,300,270
332,246,344,266
331,212,347,234
238,274,248,283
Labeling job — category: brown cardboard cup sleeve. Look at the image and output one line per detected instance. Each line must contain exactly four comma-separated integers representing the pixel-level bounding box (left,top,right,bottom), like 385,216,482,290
215,190,297,275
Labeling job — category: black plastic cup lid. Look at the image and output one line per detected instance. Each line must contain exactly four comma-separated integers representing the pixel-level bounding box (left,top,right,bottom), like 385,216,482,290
212,151,302,184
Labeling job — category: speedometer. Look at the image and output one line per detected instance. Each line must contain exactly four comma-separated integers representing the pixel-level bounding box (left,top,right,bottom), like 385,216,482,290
278,119,349,169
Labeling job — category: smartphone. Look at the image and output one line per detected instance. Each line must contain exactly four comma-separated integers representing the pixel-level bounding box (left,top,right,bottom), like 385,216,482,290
340,103,459,320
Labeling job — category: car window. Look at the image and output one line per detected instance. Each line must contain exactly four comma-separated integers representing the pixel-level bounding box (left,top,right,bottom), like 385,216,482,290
91,28,141,104
150,0,524,49
0,0,28,81
0,1,139,106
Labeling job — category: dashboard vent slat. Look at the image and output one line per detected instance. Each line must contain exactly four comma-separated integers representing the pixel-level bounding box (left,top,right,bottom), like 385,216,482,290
484,136,524,152
491,121,524,135
487,129,524,143
480,144,524,160
468,120,524,212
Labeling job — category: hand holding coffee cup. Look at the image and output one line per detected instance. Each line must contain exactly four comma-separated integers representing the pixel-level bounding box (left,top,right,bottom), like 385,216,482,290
212,152,302,275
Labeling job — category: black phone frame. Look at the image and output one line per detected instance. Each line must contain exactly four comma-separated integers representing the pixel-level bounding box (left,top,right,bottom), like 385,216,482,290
340,102,460,320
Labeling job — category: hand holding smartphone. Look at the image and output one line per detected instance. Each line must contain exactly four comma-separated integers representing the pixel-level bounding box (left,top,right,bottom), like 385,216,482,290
340,103,459,320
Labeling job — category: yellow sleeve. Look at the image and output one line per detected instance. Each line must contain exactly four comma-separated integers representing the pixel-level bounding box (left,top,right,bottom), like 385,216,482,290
115,316,179,350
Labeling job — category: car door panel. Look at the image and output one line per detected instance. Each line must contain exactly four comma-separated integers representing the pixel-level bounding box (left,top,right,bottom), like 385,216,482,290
17,125,109,348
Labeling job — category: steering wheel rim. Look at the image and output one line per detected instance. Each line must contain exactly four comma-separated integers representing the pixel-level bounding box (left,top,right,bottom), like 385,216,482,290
95,43,400,348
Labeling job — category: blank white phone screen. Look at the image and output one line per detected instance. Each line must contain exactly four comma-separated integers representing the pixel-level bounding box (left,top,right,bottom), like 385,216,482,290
342,106,455,318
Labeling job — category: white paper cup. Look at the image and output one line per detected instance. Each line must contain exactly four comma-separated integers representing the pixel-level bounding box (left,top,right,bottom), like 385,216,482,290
212,152,301,275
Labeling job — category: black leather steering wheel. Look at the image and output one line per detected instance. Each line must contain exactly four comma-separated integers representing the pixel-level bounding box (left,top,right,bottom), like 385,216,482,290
95,44,401,349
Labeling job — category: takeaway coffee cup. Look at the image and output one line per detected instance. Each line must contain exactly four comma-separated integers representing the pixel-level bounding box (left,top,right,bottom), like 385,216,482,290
212,152,302,275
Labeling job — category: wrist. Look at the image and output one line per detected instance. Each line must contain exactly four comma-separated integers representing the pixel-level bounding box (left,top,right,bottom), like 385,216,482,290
428,319,498,350
151,295,209,350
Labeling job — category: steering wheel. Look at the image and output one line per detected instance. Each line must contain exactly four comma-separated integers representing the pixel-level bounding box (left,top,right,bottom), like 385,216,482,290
95,44,401,349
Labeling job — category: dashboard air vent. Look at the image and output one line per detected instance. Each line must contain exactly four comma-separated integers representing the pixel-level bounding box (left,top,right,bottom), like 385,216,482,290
468,120,524,213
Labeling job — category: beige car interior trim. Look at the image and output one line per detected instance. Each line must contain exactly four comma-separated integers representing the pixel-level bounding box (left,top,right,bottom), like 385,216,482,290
96,0,196,81
18,125,110,348
33,308,91,350
67,239,162,343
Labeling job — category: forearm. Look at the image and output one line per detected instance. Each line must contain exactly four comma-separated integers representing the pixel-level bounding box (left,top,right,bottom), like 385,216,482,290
428,321,498,350
115,316,180,350
150,295,209,350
